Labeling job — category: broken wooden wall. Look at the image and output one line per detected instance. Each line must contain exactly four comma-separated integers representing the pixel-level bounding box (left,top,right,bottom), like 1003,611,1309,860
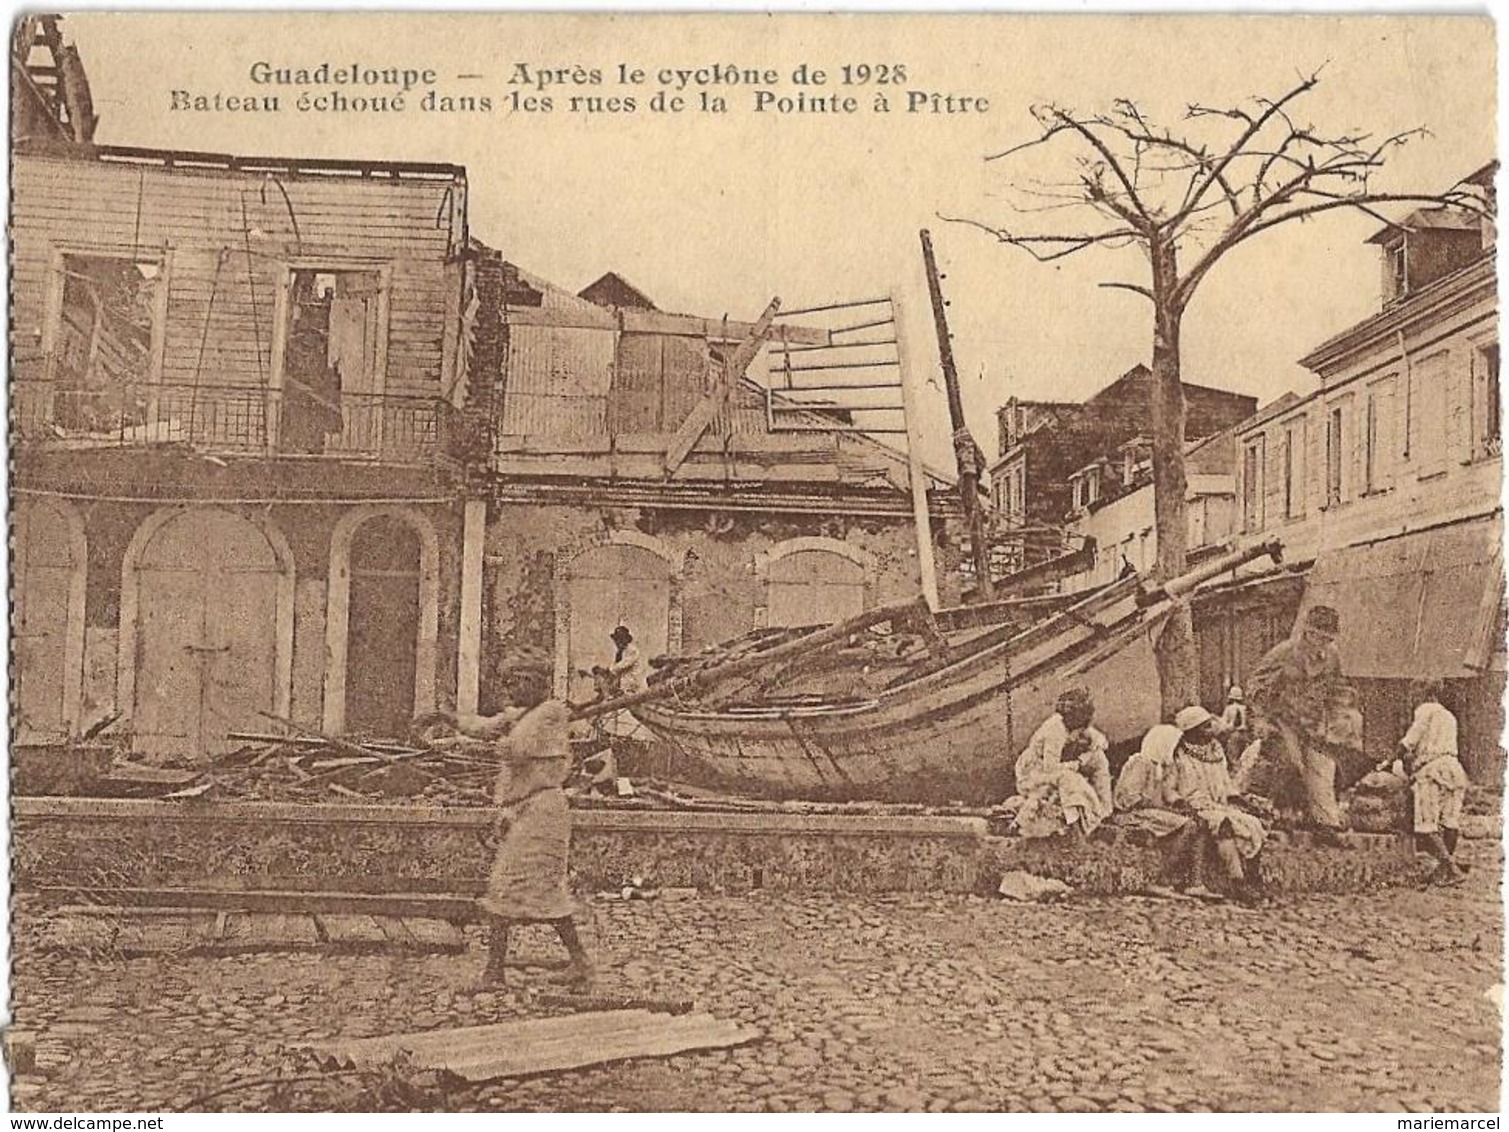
11,152,464,398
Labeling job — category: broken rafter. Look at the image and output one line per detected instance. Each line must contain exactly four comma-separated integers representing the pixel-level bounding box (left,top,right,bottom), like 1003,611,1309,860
663,298,781,477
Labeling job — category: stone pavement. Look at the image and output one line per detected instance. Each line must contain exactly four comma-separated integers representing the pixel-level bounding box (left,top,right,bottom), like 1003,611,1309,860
9,844,1501,1113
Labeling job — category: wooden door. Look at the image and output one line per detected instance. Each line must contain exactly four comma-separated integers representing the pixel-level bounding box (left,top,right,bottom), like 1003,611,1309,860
566,545,671,705
13,501,80,742
133,510,281,759
344,516,421,737
767,550,865,628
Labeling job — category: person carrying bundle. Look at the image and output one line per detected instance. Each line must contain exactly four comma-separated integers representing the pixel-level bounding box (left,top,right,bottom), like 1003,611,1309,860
415,698,595,988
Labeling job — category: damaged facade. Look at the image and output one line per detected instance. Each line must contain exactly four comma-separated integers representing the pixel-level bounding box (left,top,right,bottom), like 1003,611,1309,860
10,139,471,753
10,25,956,759
461,262,962,715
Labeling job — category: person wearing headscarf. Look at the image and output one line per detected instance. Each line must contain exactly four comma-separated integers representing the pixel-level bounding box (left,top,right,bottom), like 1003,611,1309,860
1239,604,1350,841
1114,722,1203,893
1169,705,1268,904
1009,687,1113,839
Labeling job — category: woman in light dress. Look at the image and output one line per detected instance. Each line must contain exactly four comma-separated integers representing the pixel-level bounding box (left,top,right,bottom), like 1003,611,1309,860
1008,687,1114,840
417,699,595,987
1168,705,1268,905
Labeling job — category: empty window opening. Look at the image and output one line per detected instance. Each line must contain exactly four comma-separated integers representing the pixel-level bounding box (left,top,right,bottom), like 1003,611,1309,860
280,267,381,454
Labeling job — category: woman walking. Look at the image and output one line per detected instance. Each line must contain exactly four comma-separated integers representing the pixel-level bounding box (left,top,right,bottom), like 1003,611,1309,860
418,700,595,988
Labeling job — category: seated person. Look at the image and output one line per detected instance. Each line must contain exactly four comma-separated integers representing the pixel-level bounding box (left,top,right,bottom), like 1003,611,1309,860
1008,686,1113,840
1169,705,1269,904
1113,721,1202,893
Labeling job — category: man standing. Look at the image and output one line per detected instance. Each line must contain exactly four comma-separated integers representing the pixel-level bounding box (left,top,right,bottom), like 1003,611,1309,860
1394,678,1470,887
1240,604,1349,843
594,625,651,741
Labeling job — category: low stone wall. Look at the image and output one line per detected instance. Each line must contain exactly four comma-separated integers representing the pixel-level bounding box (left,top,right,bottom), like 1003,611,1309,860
985,827,1419,896
11,799,985,905
12,798,1421,908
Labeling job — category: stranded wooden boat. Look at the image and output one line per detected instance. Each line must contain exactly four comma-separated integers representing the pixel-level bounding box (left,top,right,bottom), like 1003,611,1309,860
575,540,1282,804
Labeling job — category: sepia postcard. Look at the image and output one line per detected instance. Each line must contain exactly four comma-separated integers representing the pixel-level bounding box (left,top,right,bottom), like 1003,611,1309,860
5,10,1502,1116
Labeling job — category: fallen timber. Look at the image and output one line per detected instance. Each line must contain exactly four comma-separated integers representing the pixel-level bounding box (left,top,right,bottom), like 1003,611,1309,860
578,540,1282,805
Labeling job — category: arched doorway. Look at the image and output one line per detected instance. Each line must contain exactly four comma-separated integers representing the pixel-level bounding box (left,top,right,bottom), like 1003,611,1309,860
344,514,422,736
12,499,85,742
127,509,288,759
765,545,867,627
323,506,438,736
563,542,674,706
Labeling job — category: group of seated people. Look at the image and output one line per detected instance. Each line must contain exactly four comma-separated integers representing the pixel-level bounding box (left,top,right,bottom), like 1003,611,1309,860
1004,685,1270,905
1001,663,1474,900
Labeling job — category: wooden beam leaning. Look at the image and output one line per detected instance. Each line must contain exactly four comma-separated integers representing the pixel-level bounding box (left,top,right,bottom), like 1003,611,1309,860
568,596,929,722
663,298,781,477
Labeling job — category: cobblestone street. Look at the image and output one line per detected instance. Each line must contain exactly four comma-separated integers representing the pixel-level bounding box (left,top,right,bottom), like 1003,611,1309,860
11,847,1501,1113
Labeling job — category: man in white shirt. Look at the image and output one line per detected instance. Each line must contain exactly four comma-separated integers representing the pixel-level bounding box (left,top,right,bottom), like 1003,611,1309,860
1391,678,1471,887
599,625,651,740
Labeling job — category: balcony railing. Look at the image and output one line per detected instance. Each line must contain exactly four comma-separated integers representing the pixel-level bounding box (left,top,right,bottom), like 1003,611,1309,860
12,381,452,464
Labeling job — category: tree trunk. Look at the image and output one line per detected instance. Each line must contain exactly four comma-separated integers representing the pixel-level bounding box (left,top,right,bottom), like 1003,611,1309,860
1149,242,1200,718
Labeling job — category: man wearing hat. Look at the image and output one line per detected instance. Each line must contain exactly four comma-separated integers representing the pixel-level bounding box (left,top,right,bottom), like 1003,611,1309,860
1169,704,1268,903
594,625,650,740
1241,604,1349,842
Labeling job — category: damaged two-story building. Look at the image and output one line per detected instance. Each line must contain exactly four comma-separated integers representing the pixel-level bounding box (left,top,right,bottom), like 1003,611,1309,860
10,20,958,761
984,365,1255,589
458,264,963,716
10,135,474,753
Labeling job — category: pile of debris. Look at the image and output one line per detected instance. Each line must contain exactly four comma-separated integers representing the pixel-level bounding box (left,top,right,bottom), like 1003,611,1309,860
161,732,497,806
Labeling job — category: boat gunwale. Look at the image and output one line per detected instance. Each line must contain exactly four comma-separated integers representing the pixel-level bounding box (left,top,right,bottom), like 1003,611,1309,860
634,574,1152,730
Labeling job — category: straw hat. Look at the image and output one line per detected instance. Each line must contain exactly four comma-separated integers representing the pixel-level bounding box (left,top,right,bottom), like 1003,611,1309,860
1174,705,1214,733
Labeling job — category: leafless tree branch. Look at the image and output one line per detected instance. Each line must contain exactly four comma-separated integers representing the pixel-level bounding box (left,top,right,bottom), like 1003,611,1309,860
958,72,1489,319
938,212,1142,262
1099,281,1156,301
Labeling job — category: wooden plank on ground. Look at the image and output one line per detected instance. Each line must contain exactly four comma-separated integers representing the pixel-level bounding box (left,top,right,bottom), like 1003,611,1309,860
400,917,467,952
533,990,696,1015
309,1009,658,1068
444,1012,759,1082
27,886,486,922
317,914,390,947
307,1008,759,1082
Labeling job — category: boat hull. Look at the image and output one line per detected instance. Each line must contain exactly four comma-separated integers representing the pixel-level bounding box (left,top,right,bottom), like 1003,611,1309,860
633,605,1166,804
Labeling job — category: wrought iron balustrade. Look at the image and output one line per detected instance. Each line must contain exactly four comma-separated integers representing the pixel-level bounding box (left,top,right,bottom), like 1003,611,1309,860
11,381,452,464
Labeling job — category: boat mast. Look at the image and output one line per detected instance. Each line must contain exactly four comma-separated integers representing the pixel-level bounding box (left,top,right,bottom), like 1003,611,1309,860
891,292,941,610
920,229,994,601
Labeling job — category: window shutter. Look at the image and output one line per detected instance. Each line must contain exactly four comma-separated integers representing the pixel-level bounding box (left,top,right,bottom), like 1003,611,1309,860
1306,406,1325,512
1358,395,1370,501
1413,351,1449,476
1447,346,1470,464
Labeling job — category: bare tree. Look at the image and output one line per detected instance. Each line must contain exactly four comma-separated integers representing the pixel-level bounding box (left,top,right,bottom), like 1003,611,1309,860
947,69,1490,716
